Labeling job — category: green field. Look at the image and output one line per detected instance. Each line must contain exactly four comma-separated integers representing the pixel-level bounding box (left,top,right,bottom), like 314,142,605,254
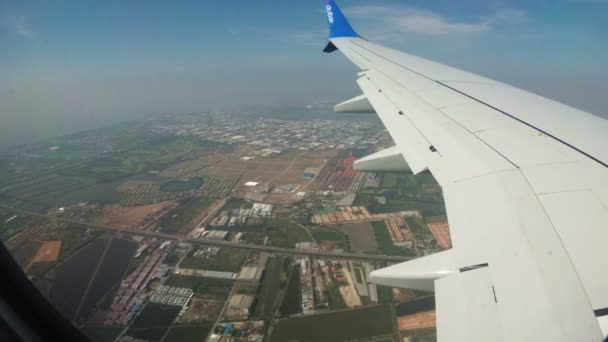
160,178,203,192
128,303,181,341
163,324,214,342
371,221,415,256
240,219,312,248
221,197,252,210
377,285,394,305
264,220,313,248
60,136,220,182
9,240,43,269
381,173,400,188
165,275,234,300
406,216,433,240
179,248,247,273
159,197,214,234
253,256,283,319
0,213,43,241
53,225,105,262
327,285,347,310
311,228,346,241
270,305,395,342
425,215,448,223
81,326,124,342
280,265,302,316
416,330,438,342
356,171,446,217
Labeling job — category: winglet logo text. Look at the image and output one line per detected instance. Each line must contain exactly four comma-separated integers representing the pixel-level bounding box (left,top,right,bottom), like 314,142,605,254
325,0,334,24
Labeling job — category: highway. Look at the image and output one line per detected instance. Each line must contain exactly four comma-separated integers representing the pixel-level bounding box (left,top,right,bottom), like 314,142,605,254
1,206,413,262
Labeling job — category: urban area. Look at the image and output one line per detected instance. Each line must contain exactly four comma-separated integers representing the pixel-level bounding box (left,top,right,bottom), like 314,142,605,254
0,111,449,342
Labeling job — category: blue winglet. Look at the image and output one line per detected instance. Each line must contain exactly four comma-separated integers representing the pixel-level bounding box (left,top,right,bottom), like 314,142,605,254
324,0,358,38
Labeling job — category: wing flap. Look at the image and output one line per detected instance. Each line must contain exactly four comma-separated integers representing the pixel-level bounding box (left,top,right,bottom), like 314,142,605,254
435,267,503,341
358,69,516,184
443,171,602,341
357,74,432,174
538,191,608,310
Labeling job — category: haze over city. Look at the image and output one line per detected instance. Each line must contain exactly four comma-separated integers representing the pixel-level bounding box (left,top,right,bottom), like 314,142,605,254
2,0,608,146
2,1,608,341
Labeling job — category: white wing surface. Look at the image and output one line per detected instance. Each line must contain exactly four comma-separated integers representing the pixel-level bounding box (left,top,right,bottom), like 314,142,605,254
321,1,608,341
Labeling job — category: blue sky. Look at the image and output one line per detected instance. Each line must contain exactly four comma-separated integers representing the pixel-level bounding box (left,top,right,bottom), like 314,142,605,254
1,0,607,144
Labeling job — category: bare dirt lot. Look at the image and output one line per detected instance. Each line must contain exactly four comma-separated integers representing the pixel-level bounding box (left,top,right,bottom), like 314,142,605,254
262,193,299,205
397,310,436,331
338,264,362,308
227,149,337,188
180,299,223,324
94,202,175,228
29,240,61,264
338,222,378,253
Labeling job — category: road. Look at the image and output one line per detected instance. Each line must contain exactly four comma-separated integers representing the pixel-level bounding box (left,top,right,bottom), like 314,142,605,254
2,206,413,262
291,220,319,248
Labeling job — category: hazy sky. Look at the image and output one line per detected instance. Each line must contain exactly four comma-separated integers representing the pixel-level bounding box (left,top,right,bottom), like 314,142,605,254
1,0,607,145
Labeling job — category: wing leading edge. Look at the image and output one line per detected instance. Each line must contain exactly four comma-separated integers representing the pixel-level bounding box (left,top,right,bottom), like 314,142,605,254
321,1,608,341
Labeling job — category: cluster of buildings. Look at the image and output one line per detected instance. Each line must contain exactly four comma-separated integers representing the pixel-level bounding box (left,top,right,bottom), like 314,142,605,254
209,321,265,342
427,222,452,249
192,246,220,258
204,230,230,240
209,203,273,227
104,240,171,325
149,286,193,306
311,206,373,225
146,114,390,152
175,268,237,280
299,258,314,314
224,254,268,320
225,294,255,320
385,214,415,247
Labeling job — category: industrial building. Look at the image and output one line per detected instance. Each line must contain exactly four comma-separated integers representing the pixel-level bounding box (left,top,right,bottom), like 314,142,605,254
225,295,254,319
204,230,229,240
174,268,237,280
238,266,264,282
274,183,298,193
303,167,319,179
251,203,273,216
209,202,273,227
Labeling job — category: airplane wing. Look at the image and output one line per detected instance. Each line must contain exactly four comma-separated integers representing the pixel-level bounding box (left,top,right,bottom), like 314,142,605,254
321,1,608,341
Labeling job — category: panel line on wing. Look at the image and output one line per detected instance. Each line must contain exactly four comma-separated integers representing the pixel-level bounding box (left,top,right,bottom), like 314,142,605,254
437,81,608,170
350,40,608,170
363,69,520,172
364,74,441,157
351,40,438,82
517,172,602,313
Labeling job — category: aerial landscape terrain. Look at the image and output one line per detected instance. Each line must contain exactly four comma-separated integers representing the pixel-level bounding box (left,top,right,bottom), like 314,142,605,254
0,111,447,342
